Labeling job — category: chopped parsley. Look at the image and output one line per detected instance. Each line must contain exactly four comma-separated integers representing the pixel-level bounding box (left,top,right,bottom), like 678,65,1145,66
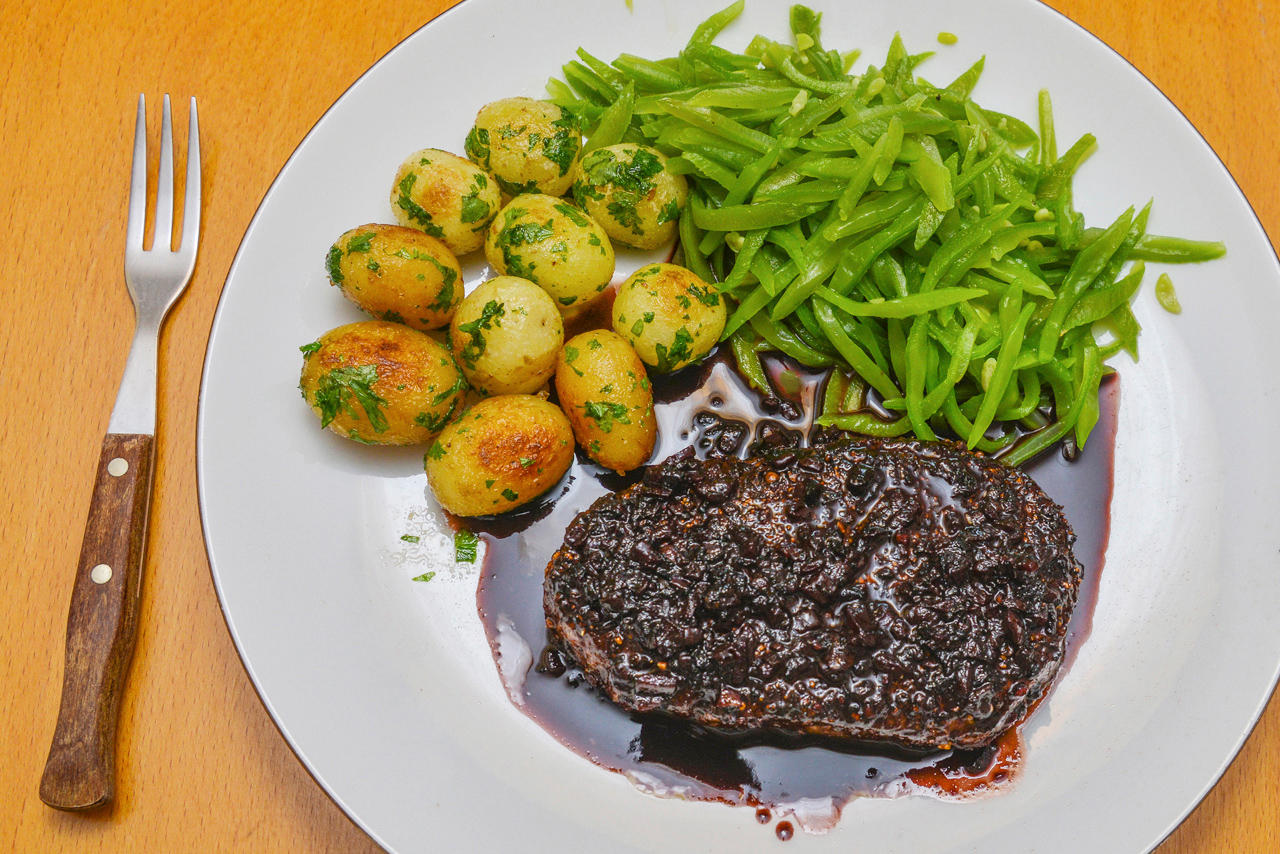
558,296,577,306
518,456,535,468
496,176,540,197
501,488,519,502
346,232,376,253
413,397,458,434
395,173,444,238
689,283,721,306
325,245,344,283
454,530,479,563
431,373,468,406
563,345,584,376
412,571,436,583
459,174,491,225
654,327,695,373
657,198,681,225
495,220,555,281
582,400,630,433
425,440,447,461
455,300,506,367
464,126,490,165
553,202,591,228
312,365,388,432
484,478,496,488
542,127,579,176
299,340,322,356
630,318,646,337
587,338,602,350
381,310,407,324
400,534,420,543
367,260,381,272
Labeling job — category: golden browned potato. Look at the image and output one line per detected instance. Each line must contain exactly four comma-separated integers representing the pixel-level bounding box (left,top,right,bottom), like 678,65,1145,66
325,224,461,330
390,149,500,255
555,330,655,474
484,194,615,313
425,395,574,516
612,263,727,373
571,143,688,249
465,98,581,197
298,321,467,445
448,276,563,395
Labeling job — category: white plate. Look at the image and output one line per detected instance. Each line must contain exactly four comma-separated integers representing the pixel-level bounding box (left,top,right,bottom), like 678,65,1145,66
198,1,1280,851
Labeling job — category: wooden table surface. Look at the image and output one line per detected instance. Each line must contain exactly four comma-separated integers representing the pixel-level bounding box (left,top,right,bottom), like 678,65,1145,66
2,0,1277,850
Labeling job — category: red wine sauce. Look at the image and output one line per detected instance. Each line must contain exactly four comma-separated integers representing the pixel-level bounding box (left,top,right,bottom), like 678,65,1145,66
471,350,1119,834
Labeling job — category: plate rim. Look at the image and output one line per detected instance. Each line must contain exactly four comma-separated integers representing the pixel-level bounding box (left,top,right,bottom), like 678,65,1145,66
195,1,1280,851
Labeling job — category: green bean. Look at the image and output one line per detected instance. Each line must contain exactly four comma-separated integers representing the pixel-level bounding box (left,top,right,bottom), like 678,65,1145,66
1063,261,1144,330
1104,233,1227,263
583,83,635,154
563,61,618,103
1003,340,1099,465
722,229,767,292
1036,206,1134,360
729,329,770,394
1037,89,1056,168
903,319,937,439
673,152,738,189
656,100,775,152
814,285,980,318
779,57,852,95
577,48,628,89
678,201,716,284
817,412,914,436
812,301,902,400
686,85,801,109
832,198,929,292
688,0,745,47
945,56,985,98
968,299,1033,448
1037,133,1096,199
692,200,826,231
748,313,836,367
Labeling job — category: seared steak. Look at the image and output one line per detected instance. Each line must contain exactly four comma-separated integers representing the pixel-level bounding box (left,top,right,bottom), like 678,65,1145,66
543,436,1080,750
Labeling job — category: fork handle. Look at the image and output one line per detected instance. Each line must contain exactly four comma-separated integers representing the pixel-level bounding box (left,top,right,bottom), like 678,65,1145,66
40,433,155,811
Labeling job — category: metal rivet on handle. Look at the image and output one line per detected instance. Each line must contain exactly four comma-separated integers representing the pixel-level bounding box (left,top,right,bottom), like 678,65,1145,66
107,458,129,477
91,564,113,584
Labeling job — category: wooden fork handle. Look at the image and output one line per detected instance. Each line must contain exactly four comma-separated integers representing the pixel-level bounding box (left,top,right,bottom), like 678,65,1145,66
40,433,155,811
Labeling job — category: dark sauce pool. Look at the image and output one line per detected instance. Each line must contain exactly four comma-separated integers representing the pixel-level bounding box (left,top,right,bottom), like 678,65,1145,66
471,347,1118,835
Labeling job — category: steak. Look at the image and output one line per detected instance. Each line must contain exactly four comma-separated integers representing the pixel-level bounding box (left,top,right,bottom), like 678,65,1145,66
543,435,1080,750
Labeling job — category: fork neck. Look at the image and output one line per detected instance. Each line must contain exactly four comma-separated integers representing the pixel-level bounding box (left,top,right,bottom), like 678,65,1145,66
106,319,160,436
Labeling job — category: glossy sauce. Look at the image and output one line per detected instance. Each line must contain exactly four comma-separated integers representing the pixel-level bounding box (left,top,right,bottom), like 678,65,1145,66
471,348,1118,834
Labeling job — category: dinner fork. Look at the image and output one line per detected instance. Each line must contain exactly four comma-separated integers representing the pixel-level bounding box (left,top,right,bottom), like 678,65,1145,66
40,94,200,811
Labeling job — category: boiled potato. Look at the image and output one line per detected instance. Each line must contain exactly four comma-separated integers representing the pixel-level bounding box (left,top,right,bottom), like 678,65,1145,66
390,148,500,255
465,98,581,197
572,143,687,249
448,276,563,395
425,394,574,516
299,321,467,445
484,194,615,313
613,263,726,373
325,224,461,330
555,330,655,474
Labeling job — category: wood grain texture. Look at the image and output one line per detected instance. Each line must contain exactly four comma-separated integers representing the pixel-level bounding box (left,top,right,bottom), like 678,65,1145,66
41,434,155,811
0,0,1275,851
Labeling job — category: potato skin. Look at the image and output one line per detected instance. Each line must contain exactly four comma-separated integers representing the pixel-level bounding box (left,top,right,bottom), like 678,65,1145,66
299,321,467,445
425,395,574,516
465,98,581,197
571,143,688,249
326,224,462,330
612,263,727,373
448,276,564,395
390,148,500,255
484,194,615,313
555,331,655,474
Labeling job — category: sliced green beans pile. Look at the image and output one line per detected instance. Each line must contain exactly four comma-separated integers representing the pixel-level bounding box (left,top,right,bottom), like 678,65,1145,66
547,1,1225,465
